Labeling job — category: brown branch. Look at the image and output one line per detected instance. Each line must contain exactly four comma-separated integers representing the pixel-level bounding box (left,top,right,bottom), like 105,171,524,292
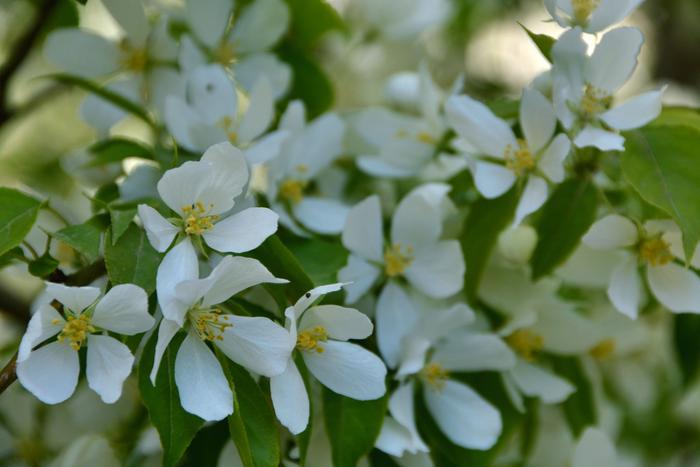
0,354,17,394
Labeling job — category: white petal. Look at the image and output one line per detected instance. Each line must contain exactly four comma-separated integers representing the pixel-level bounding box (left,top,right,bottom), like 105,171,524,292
600,88,665,131
18,305,63,362
237,78,274,143
199,142,250,209
185,0,231,47
17,342,79,404
270,360,309,435
375,417,416,457
396,336,430,378
376,282,419,369
45,283,100,313
573,126,625,151
178,35,207,72
387,382,427,453
582,214,638,250
357,156,417,179
234,52,292,99
404,241,465,299
230,0,290,53
572,427,617,467
245,129,289,165
391,189,443,249
424,380,501,450
150,318,181,385
587,0,644,33
86,335,134,404
164,96,203,151
157,239,199,326
337,255,381,304
137,204,178,253
102,0,149,46
293,198,350,235
647,263,700,313
216,315,293,377
520,88,556,154
300,305,373,341
204,208,278,253
551,27,587,97
445,95,517,157
608,255,643,319
433,334,516,372
537,134,571,183
187,65,238,125
586,27,643,94
510,360,575,404
148,67,187,117
303,340,386,400
513,176,548,226
175,333,233,421
417,303,476,342
92,284,154,335
292,283,346,315
342,195,384,263
44,29,120,77
157,160,216,214
473,161,516,199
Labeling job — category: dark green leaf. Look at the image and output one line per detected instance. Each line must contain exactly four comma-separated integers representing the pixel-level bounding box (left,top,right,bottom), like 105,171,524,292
287,237,348,285
28,252,59,278
461,187,518,303
674,314,700,385
550,356,595,437
284,0,346,50
138,332,204,467
87,138,154,167
530,178,597,279
248,235,315,299
180,421,230,467
368,450,402,467
622,125,700,260
519,23,555,62
109,206,137,244
105,223,161,294
92,183,120,212
0,187,42,257
323,388,387,467
52,215,109,263
277,44,334,118
0,247,26,268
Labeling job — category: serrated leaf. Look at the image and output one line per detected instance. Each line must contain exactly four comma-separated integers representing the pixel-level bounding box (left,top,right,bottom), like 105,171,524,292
139,332,204,467
461,187,518,303
622,125,700,260
0,187,43,257
323,388,387,467
105,223,161,294
519,23,555,62
109,206,137,244
530,178,597,279
87,138,154,167
550,356,595,437
53,215,109,263
28,252,59,278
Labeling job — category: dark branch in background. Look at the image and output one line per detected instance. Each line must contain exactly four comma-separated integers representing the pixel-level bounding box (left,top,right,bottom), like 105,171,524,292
0,0,62,125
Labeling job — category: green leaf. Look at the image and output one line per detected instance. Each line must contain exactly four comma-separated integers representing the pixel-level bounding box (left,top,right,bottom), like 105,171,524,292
53,215,109,263
323,388,388,467
138,332,204,467
87,138,154,167
0,187,42,257
277,44,334,118
218,356,280,467
109,206,137,244
550,356,595,437
105,223,161,294
461,187,518,303
248,235,315,299
622,125,700,260
650,106,700,132
673,314,700,385
284,0,346,50
180,421,230,467
287,237,348,285
47,74,154,126
28,252,59,278
530,178,597,279
519,23,555,62
0,247,26,268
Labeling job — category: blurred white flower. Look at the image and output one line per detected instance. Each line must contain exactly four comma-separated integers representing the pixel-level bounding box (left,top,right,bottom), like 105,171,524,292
545,0,644,34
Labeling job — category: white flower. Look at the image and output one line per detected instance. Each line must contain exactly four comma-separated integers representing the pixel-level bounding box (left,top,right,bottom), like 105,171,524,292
582,214,700,318
446,88,571,225
265,100,349,235
179,0,291,98
545,0,644,33
270,284,387,434
149,255,291,421
338,184,465,303
551,27,664,151
351,0,451,40
17,282,154,405
137,142,279,317
571,427,617,467
164,64,281,157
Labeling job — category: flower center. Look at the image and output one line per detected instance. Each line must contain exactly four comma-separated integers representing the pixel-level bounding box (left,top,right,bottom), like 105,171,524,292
572,0,600,23
506,329,544,362
119,40,148,72
182,202,219,235
296,325,329,353
395,129,436,144
639,237,673,267
279,179,307,204
421,362,449,391
589,338,615,360
190,307,232,341
214,42,237,65
504,139,535,176
55,314,95,351
580,84,612,117
217,116,239,144
384,243,413,277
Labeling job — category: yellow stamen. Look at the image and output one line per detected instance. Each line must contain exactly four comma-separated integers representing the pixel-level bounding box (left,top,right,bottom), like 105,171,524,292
296,325,329,353
639,237,674,267
279,179,307,204
214,42,237,65
421,362,449,391
57,314,95,351
504,139,535,176
506,329,544,362
119,40,148,72
589,339,615,360
417,131,436,144
384,244,413,277
182,202,219,235
190,307,232,341
572,0,600,23
580,84,612,117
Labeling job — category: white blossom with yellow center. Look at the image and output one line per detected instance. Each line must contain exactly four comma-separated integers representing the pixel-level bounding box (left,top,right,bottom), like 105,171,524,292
545,0,642,33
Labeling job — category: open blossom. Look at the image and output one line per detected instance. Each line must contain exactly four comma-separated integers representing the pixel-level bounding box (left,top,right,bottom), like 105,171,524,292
551,27,664,151
270,284,387,434
545,0,643,33
17,283,154,404
339,184,465,304
582,215,700,318
446,88,571,224
150,255,290,421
